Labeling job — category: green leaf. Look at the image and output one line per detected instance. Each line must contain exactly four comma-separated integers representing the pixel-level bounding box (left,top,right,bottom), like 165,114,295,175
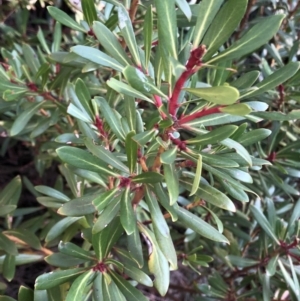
185,86,239,105
45,217,81,242
138,223,170,296
93,188,119,213
47,7,86,32
96,97,126,140
0,176,22,206
106,78,154,103
176,207,229,243
123,264,152,287
93,196,121,234
23,44,41,75
0,297,17,301
127,224,144,268
0,205,16,216
132,172,164,184
3,229,41,250
160,147,177,164
57,195,96,216
220,103,252,116
252,110,300,121
102,275,126,301
202,0,247,60
221,138,252,166
190,154,202,196
45,253,86,268
56,146,119,177
82,0,98,26
0,233,18,255
35,185,70,202
186,125,237,145
176,0,192,21
250,205,280,244
241,62,300,99
226,255,259,268
92,273,103,301
120,186,135,235
231,71,260,89
75,79,93,119
123,66,167,98
145,186,169,237
208,15,285,64
35,267,87,290
66,270,95,301
132,130,157,146
192,0,223,48
238,129,271,146
153,183,178,222
85,138,129,174
18,286,34,301
124,96,136,132
3,254,16,281
67,103,93,123
92,217,123,260
181,177,236,211
71,46,124,72
143,6,153,69
58,241,95,261
93,21,131,66
278,259,299,297
154,0,177,60
117,6,141,67
110,271,149,301
10,101,45,136
163,163,179,205
125,131,138,174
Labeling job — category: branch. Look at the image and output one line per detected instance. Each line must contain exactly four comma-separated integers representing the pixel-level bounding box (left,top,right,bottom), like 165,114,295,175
129,0,139,22
168,46,206,117
178,106,223,125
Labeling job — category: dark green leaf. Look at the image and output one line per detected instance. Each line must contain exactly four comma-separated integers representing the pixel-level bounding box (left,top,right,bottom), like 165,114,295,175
56,146,119,177
93,21,131,66
209,15,285,63
3,254,16,281
120,186,135,235
47,7,86,32
3,229,41,250
18,286,34,301
125,131,138,174
66,270,95,301
163,163,179,205
35,185,70,202
85,138,129,174
143,6,153,69
202,0,247,60
110,271,149,301
92,217,123,260
58,241,95,261
71,46,124,72
93,196,121,234
57,195,96,216
82,0,98,26
132,172,164,184
11,101,45,136
35,268,87,290
93,188,119,213
0,233,18,255
192,0,223,48
176,207,229,243
250,205,280,244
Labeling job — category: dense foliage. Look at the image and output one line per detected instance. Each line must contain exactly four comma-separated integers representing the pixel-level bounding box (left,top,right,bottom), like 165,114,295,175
0,0,300,300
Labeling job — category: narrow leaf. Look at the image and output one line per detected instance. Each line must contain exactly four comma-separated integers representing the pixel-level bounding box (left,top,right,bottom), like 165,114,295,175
176,207,229,243
56,146,119,177
185,86,239,105
120,186,135,235
190,154,202,196
35,268,87,290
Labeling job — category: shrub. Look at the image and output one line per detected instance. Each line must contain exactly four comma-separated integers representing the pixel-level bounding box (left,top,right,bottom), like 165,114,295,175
0,0,300,300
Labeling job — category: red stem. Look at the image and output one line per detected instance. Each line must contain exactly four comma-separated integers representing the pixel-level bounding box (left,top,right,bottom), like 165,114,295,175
168,45,206,117
95,115,107,138
178,106,223,125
